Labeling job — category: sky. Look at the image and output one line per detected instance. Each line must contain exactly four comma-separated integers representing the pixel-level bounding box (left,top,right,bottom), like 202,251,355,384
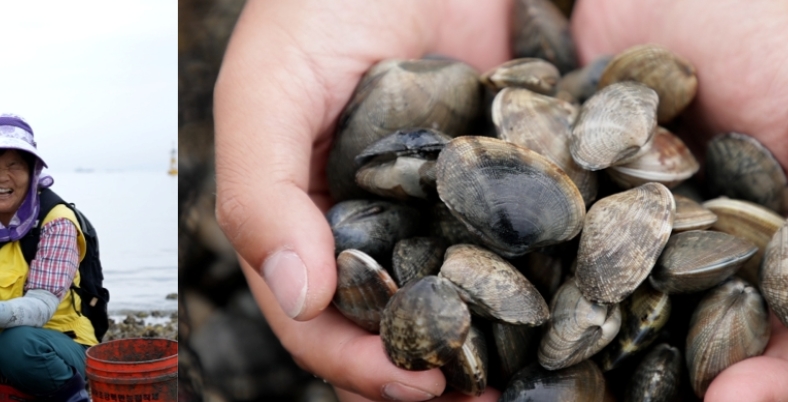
0,1,176,172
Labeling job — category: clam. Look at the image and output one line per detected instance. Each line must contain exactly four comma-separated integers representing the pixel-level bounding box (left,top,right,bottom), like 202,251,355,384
354,128,451,200
333,249,399,332
511,0,578,74
493,322,540,382
672,194,717,232
439,244,550,325
391,237,447,287
481,58,560,94
492,87,597,205
597,283,671,371
327,59,482,200
575,183,675,304
624,343,682,402
511,250,564,301
326,199,421,263
435,136,585,258
702,197,784,284
598,44,697,123
607,127,699,189
428,202,480,246
570,82,659,171
500,360,606,402
555,55,613,104
538,279,622,371
686,277,770,398
649,230,757,294
760,220,788,327
441,325,488,396
705,132,788,214
380,276,471,370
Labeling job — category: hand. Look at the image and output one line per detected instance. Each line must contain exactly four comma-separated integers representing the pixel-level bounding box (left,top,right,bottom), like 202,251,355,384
213,0,509,400
572,0,788,400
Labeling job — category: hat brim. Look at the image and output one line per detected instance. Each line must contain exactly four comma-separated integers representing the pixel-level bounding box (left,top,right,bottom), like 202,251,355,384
0,137,47,167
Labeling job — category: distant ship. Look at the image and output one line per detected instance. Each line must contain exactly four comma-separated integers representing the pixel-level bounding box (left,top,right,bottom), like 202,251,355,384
168,147,178,176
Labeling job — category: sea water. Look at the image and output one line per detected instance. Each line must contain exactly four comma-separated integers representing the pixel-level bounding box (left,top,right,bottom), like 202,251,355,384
45,170,178,314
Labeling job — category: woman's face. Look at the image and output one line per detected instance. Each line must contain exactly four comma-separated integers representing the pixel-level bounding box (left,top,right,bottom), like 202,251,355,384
0,150,30,226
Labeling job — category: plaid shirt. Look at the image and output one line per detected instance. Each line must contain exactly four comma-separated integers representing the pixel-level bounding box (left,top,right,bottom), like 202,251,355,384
24,218,80,300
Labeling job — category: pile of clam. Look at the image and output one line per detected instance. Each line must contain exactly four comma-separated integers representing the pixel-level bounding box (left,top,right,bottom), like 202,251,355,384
324,0,787,400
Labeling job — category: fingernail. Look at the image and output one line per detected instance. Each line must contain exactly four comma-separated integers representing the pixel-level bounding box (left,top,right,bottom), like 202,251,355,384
261,249,307,318
382,383,435,401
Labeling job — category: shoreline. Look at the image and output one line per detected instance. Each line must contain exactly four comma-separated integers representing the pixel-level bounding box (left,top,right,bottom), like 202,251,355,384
104,309,178,341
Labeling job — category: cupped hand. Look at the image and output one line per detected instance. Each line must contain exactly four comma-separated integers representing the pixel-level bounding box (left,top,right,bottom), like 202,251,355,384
213,0,509,400
572,0,788,400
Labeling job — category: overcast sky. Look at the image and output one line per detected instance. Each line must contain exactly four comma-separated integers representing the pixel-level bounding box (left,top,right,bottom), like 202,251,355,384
0,1,176,172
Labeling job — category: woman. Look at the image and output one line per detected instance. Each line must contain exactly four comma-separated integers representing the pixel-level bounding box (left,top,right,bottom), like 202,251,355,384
0,114,94,402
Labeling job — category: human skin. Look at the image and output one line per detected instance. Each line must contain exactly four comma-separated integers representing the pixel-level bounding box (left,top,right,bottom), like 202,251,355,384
0,150,30,226
213,0,788,400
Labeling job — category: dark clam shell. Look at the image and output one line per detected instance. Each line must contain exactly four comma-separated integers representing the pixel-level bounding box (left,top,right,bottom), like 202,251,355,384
380,276,471,370
354,128,451,167
511,0,578,74
441,325,488,396
439,244,549,326
326,199,421,263
760,220,788,327
333,249,398,332
597,283,671,371
686,277,770,398
327,59,482,200
650,230,757,294
624,343,682,402
391,237,447,287
428,202,481,246
555,55,612,104
500,360,606,402
706,132,788,214
435,136,585,258
493,322,540,383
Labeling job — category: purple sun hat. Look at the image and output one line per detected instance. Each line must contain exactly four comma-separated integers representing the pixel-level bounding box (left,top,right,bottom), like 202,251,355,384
0,114,48,167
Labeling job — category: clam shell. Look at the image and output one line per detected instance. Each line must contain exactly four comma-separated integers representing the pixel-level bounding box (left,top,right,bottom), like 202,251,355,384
705,132,788,214
686,277,770,398
702,197,784,284
326,199,421,263
650,230,757,294
511,250,564,301
439,244,550,325
511,0,577,74
435,136,585,258
500,360,606,402
607,127,699,189
327,59,482,200
597,283,671,371
441,325,488,396
354,128,451,167
428,202,480,246
391,237,447,287
672,194,717,232
538,279,622,371
333,249,399,332
493,322,540,382
576,183,675,303
598,44,697,123
555,55,613,104
570,82,659,171
355,156,434,200
481,58,560,94
380,276,471,370
760,220,788,327
492,87,597,205
624,343,682,402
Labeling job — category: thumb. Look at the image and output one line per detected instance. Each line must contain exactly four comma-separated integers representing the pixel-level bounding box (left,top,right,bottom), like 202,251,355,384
213,5,337,320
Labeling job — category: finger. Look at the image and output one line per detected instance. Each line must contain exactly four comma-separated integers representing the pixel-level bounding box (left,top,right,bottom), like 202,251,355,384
764,311,788,361
705,356,788,402
241,258,447,401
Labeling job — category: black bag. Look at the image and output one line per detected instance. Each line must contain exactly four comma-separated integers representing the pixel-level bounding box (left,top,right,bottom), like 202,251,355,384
16,188,110,342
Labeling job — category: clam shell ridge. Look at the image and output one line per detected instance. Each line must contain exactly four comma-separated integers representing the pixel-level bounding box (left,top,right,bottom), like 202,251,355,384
672,194,717,232
761,220,788,327
686,277,770,398
333,249,399,332
440,244,550,325
575,182,675,304
570,81,659,171
435,136,585,258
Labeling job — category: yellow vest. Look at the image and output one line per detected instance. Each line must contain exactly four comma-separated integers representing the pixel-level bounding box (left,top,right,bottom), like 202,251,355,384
0,205,98,346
